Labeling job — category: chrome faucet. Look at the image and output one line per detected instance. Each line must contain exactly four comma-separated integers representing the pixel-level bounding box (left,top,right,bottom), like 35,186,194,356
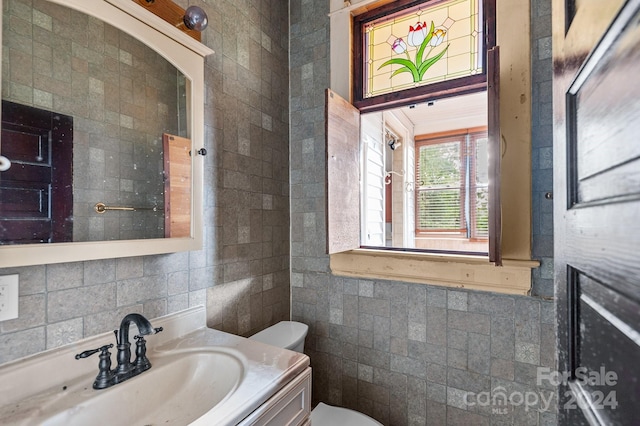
75,313,163,389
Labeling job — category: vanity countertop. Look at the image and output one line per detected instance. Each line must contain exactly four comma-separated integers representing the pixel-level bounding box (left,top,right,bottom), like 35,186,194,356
0,306,310,425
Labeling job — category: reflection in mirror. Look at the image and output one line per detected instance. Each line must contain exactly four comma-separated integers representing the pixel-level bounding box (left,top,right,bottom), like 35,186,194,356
0,0,189,244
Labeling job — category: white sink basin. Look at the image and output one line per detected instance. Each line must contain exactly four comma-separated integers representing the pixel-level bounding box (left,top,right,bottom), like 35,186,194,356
5,348,245,426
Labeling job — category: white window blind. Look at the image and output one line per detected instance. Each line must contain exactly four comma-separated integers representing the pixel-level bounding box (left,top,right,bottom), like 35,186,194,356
415,130,488,239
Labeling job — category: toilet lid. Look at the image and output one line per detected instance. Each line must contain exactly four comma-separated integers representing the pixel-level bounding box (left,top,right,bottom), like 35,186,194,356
249,321,308,350
310,403,383,426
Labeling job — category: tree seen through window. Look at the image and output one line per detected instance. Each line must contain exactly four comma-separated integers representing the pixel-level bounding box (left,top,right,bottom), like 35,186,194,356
415,130,488,240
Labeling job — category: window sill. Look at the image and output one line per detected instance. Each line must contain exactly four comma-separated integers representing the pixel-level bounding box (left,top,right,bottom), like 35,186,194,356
329,249,539,295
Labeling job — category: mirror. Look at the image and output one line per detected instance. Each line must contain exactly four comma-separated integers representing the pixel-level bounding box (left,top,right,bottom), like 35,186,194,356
2,0,189,243
0,0,213,267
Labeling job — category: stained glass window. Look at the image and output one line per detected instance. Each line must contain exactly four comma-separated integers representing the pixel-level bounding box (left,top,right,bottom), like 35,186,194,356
362,0,483,99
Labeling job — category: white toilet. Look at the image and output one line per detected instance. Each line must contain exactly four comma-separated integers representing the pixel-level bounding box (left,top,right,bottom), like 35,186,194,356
249,321,383,426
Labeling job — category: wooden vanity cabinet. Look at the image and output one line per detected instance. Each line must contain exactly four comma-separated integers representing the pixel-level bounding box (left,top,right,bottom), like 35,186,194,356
238,367,311,426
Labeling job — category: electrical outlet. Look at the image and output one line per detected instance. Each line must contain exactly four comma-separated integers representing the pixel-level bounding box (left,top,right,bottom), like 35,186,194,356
0,274,19,321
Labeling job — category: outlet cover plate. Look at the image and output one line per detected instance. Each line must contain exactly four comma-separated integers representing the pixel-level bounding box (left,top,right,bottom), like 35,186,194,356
0,274,19,321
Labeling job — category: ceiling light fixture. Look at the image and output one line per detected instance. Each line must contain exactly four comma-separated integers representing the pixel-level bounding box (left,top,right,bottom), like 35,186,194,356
137,0,208,40
183,6,208,31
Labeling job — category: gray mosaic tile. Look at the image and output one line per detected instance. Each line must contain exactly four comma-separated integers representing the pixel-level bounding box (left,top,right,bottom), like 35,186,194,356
448,290,468,311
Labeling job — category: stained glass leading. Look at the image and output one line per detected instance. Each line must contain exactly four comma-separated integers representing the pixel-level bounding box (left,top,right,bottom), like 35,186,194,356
363,0,483,98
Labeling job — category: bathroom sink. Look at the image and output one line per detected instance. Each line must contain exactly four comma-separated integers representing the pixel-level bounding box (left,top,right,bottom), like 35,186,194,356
6,348,245,426
0,308,311,426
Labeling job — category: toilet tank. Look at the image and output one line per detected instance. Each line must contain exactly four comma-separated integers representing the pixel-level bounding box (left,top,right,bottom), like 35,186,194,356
249,321,309,353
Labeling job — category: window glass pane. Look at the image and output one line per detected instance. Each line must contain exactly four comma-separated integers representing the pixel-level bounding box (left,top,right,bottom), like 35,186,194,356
358,94,489,253
418,141,461,187
475,137,488,184
475,186,489,237
363,0,483,99
417,189,462,229
474,137,488,238
416,141,463,231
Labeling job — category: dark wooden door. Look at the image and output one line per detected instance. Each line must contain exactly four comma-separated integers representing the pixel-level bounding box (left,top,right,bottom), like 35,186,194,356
0,101,73,244
554,0,640,424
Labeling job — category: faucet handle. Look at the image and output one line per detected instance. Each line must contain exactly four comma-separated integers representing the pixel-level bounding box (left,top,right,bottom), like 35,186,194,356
154,327,163,334
75,344,115,390
133,335,152,372
75,344,114,360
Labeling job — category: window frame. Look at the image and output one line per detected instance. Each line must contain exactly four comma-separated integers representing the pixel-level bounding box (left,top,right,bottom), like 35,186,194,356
326,0,537,295
352,0,497,113
415,135,469,236
349,0,500,262
414,127,489,241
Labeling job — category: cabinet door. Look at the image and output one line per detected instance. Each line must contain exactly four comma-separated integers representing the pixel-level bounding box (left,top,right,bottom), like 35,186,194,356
239,367,311,426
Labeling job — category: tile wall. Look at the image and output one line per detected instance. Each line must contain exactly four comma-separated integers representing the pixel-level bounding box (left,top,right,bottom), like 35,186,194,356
296,277,557,425
0,0,290,364
289,0,557,425
530,0,555,298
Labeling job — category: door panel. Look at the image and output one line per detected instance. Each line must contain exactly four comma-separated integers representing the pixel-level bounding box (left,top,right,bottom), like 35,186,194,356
1,125,50,165
0,101,73,244
0,181,49,219
554,0,640,424
566,268,640,424
567,15,640,205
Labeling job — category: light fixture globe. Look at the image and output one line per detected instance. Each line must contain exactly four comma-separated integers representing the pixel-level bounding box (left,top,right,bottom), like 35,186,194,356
183,5,208,31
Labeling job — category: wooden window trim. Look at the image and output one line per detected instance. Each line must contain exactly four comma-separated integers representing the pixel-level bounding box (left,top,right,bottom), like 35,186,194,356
487,45,501,265
330,249,538,295
415,126,488,143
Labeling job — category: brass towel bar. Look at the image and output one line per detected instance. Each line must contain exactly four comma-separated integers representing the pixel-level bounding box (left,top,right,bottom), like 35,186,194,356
94,202,158,214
